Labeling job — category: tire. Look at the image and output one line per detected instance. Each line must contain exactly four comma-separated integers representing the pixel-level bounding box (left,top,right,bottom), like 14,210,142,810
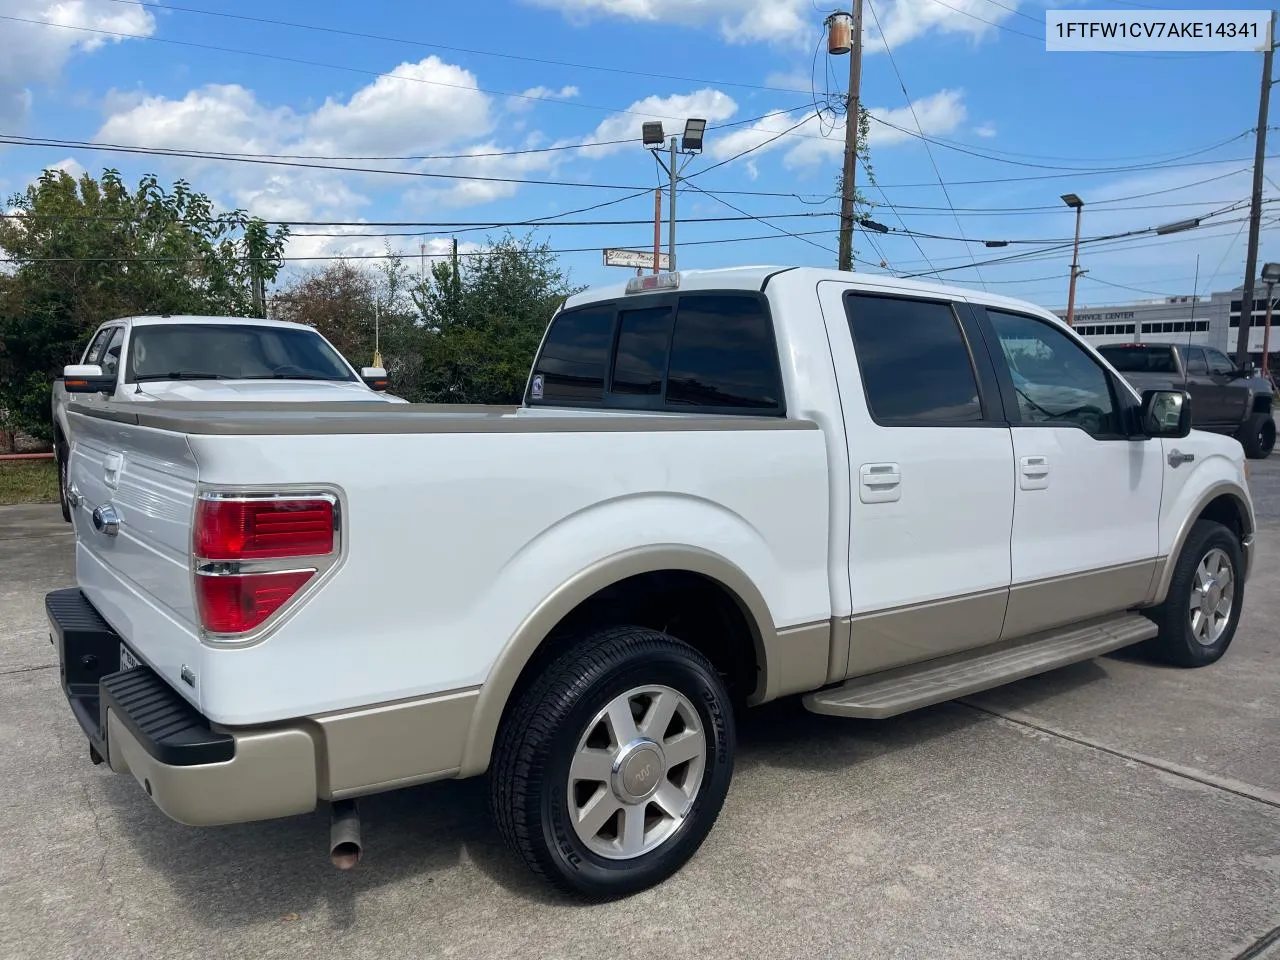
490,625,735,900
1144,520,1244,668
1237,412,1275,459
56,443,71,523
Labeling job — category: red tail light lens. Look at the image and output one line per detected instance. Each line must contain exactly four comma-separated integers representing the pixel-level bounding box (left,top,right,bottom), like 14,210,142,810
196,571,315,634
196,498,334,560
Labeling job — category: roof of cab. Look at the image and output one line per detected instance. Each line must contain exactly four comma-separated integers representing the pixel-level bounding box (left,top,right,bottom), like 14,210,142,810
109,315,315,331
561,265,1061,324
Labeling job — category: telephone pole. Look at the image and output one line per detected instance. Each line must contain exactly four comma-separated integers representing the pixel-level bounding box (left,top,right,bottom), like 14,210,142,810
1235,9,1277,365
831,4,864,272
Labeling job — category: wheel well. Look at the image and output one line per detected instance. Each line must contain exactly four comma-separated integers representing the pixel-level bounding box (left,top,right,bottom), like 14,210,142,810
1198,494,1247,540
505,570,762,713
1252,394,1273,416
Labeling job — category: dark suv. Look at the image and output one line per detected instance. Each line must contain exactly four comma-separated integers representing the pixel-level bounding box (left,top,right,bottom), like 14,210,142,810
1097,341,1276,459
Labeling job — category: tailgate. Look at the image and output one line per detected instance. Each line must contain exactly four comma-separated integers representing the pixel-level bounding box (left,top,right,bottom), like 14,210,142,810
66,407,203,704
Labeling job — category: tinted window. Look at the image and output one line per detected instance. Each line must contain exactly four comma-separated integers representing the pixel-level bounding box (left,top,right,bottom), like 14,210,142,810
988,311,1120,437
99,327,126,378
530,307,613,402
1185,347,1208,375
666,295,781,410
82,327,114,365
1096,345,1177,373
1206,348,1235,375
611,306,673,396
845,294,982,423
126,325,355,382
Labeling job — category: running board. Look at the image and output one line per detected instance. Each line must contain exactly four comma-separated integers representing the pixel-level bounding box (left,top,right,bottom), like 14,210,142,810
803,612,1157,719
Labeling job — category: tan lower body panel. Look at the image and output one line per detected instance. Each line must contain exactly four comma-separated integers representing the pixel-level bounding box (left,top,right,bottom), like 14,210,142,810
106,710,318,826
845,588,1009,679
1002,559,1158,640
754,620,834,703
309,687,480,800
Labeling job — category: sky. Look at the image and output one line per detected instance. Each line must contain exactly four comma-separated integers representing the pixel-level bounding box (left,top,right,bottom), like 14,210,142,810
0,0,1272,311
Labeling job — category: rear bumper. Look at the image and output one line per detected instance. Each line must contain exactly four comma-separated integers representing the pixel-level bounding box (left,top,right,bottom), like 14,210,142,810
46,588,318,826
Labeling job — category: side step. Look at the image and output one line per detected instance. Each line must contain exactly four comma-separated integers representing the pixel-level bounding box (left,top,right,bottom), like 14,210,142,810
803,612,1157,719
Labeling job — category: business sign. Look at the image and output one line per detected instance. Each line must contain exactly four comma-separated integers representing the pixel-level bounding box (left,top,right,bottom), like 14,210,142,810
603,248,670,270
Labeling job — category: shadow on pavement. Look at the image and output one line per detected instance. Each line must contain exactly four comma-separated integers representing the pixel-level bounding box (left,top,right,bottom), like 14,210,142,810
97,651,1126,924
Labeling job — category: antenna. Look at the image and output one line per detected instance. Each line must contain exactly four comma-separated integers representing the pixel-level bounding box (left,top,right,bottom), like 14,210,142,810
1183,254,1200,389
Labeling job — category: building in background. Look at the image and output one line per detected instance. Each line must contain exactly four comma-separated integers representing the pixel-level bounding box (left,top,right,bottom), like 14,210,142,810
1055,278,1278,364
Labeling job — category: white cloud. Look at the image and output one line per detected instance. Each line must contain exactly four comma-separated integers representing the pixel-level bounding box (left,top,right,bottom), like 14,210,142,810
98,84,301,156
865,0,1021,51
45,156,85,179
973,123,997,138
527,0,1020,47
704,89,967,170
0,0,155,126
525,0,811,43
509,84,580,112
573,88,738,157
305,57,493,155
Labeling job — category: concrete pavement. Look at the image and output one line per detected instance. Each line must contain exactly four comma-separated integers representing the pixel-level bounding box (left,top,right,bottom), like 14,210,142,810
2,474,1278,960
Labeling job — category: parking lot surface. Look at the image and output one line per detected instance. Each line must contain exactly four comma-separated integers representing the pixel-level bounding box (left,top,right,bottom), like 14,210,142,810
2,467,1279,960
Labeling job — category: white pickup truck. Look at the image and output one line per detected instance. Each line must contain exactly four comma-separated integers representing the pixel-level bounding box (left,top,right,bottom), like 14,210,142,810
46,267,1255,900
51,314,398,521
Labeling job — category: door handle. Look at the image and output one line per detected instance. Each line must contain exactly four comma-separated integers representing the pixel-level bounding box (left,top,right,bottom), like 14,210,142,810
859,463,901,503
1019,455,1050,490
103,451,124,490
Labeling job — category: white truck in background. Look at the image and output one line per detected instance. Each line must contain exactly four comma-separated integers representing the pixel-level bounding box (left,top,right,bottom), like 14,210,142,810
47,267,1255,900
51,314,399,521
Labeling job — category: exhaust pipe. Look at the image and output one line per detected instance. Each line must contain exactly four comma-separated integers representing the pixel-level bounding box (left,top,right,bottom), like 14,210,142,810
329,799,362,869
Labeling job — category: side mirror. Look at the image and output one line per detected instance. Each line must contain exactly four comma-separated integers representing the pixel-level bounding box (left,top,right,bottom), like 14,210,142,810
62,364,115,394
1141,389,1192,438
360,367,388,391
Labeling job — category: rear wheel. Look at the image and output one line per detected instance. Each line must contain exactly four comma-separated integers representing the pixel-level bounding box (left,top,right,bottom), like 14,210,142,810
490,625,734,900
56,442,71,523
1144,520,1244,667
1237,413,1275,459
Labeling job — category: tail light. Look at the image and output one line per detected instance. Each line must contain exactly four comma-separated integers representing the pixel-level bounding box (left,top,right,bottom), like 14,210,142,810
193,493,339,638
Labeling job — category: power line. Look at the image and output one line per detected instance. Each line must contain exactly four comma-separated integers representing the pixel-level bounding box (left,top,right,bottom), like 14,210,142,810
100,0,818,97
866,0,985,288
0,226,845,265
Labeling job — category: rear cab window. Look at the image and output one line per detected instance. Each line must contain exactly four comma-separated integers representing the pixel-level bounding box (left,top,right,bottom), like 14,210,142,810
527,291,785,415
1096,345,1177,373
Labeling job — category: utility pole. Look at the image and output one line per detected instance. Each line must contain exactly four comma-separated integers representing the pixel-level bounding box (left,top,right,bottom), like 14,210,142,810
451,236,461,304
832,4,863,272
1236,10,1277,366
653,188,662,275
1062,193,1085,326
668,136,678,272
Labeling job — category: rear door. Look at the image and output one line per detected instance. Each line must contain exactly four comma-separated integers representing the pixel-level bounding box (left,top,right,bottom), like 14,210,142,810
818,283,1015,677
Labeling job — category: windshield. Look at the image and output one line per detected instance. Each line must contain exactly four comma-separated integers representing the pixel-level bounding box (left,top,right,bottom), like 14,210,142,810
126,324,357,383
1096,345,1178,374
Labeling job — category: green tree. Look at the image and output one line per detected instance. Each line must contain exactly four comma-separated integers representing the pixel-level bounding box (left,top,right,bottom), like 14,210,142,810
272,250,425,397
414,233,580,404
0,168,288,440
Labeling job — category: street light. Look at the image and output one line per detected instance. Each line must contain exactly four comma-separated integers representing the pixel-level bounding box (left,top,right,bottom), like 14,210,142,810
1261,261,1280,379
1061,193,1085,326
644,117,707,274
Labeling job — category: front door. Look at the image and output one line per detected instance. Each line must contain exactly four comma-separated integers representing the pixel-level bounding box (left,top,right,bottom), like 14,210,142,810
1180,345,1214,427
820,283,1015,677
1205,347,1250,426
982,308,1163,638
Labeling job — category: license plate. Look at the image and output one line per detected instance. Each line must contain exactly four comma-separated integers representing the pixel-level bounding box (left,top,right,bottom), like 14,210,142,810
119,644,140,672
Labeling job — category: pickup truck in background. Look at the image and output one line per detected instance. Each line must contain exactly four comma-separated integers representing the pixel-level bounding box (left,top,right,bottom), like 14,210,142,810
51,314,400,521
1096,341,1276,459
47,268,1255,900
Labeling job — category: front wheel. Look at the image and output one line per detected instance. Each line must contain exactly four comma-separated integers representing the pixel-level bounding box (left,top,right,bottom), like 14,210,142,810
56,443,71,523
1144,520,1244,667
1238,413,1275,459
490,625,735,900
